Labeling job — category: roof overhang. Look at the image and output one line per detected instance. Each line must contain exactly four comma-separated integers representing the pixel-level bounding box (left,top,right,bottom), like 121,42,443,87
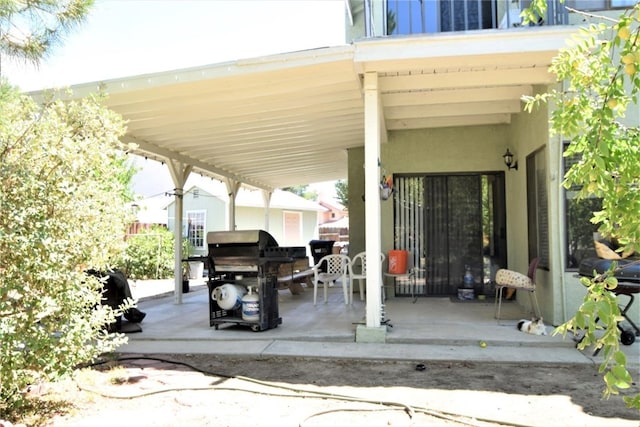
36,26,575,191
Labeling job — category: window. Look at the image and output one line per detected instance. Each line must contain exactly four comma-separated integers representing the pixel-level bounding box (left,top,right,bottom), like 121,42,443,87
386,0,493,35
566,0,637,10
611,0,638,6
526,148,549,269
563,143,601,269
186,210,206,250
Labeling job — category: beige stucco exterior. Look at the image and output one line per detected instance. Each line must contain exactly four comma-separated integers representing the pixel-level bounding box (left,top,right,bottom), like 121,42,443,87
348,84,639,326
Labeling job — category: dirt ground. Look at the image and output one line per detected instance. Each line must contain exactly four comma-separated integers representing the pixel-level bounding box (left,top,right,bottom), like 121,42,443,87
22,353,640,427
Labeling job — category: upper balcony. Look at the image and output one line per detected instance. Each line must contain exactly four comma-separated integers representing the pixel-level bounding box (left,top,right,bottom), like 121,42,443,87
345,0,637,40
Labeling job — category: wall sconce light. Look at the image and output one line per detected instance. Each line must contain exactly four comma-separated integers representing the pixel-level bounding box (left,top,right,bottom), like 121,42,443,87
503,149,518,171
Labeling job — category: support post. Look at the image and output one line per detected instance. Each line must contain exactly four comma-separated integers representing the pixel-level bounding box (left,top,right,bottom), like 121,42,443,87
363,71,383,331
166,159,192,305
225,178,241,231
262,190,272,231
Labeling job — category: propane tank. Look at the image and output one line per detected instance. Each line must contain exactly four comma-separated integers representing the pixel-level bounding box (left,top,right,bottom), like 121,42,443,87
211,283,246,310
242,286,260,322
463,265,474,288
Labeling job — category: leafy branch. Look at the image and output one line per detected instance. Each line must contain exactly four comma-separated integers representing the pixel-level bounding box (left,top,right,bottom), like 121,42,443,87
524,2,640,410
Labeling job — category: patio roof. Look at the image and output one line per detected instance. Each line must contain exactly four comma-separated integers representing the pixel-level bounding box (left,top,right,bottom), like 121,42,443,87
54,26,575,192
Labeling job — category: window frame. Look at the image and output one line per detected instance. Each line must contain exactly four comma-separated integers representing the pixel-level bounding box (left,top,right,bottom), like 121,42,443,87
526,147,550,269
186,209,206,250
562,141,601,271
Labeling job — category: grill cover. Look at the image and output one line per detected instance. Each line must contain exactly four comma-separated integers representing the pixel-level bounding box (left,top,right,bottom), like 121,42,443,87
578,257,640,283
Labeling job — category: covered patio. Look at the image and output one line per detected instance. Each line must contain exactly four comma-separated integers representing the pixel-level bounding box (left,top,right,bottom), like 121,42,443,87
123,278,582,358
45,26,579,337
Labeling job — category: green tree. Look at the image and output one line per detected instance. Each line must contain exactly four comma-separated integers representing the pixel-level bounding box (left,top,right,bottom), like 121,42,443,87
0,0,94,65
524,2,640,409
282,184,317,200
335,179,348,208
0,83,133,418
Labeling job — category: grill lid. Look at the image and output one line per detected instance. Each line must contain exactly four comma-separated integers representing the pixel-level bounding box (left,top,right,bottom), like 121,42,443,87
207,229,278,249
207,230,280,274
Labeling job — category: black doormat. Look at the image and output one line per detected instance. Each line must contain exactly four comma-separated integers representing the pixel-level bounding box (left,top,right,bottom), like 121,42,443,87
449,296,497,303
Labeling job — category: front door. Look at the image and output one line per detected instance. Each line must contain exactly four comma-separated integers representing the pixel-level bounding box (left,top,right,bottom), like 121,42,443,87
393,173,506,296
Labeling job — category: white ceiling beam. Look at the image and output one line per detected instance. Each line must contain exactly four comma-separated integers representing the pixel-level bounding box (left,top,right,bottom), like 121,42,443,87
127,136,273,191
382,85,533,107
385,100,522,119
379,67,556,92
359,52,556,74
387,114,512,130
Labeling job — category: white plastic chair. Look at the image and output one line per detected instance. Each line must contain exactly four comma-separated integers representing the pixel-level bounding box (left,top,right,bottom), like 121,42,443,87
311,253,351,305
350,252,385,303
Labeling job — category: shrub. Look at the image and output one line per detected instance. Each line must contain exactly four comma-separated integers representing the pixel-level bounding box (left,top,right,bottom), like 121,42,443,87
117,226,175,280
0,83,132,418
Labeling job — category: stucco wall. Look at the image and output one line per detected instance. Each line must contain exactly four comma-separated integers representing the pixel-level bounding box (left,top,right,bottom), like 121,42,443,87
347,96,569,325
348,92,639,327
506,89,556,321
348,123,510,258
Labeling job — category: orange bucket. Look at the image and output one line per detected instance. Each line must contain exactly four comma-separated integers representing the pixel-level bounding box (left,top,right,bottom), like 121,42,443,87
388,250,408,274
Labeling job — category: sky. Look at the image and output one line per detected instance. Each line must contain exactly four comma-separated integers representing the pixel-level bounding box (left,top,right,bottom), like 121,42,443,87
2,0,346,198
3,0,346,91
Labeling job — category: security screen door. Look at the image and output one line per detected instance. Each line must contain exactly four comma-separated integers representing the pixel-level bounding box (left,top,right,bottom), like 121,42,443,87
393,173,506,296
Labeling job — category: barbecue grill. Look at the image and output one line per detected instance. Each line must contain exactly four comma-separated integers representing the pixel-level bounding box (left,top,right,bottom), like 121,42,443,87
578,257,640,346
206,229,305,331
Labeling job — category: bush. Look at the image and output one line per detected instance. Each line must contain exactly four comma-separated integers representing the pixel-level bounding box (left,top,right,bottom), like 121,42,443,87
0,83,133,418
117,226,175,280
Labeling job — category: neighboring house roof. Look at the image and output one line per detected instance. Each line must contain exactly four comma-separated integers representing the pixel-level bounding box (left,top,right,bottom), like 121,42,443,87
318,199,345,212
52,27,574,192
162,180,324,212
236,189,325,212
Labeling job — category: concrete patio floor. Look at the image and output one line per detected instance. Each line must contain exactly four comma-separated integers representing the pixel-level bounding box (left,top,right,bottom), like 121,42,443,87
120,278,639,371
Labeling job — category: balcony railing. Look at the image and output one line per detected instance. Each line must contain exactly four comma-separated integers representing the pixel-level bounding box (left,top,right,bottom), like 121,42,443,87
362,0,633,37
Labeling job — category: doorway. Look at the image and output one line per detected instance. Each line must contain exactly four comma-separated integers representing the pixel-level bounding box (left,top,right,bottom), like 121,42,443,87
393,173,507,297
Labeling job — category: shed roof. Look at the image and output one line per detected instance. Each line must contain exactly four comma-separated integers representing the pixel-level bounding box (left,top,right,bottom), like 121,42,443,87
164,179,324,212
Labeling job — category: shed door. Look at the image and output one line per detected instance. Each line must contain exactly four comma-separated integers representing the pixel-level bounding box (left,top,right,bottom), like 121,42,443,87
282,211,302,246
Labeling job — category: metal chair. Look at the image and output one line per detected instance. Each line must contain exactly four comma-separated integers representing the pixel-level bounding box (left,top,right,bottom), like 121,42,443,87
311,253,351,305
349,252,385,303
494,257,541,321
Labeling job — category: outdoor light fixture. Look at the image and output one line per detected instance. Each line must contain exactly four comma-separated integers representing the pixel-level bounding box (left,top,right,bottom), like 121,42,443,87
503,149,518,171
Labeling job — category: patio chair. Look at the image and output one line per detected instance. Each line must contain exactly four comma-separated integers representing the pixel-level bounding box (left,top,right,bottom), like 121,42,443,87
350,252,385,303
494,257,541,321
311,253,351,305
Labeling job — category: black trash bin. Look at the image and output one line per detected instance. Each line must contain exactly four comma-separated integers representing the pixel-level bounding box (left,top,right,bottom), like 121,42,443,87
309,240,335,272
